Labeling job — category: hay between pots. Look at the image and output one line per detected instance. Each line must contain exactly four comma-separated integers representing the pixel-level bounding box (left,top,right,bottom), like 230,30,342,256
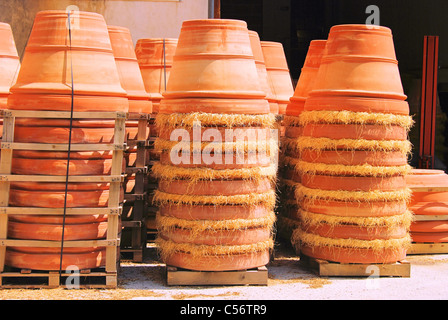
291,228,412,251
156,238,274,259
155,112,277,129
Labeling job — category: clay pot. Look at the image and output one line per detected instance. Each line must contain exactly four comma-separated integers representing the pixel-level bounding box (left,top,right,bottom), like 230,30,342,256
406,169,448,215
301,173,406,192
300,244,407,264
301,123,407,141
135,38,178,112
108,25,152,114
411,232,448,243
0,22,20,109
302,199,408,217
158,203,271,220
8,10,128,112
6,248,106,271
304,96,410,115
159,97,269,114
163,19,265,99
261,41,294,114
248,30,278,114
300,149,408,167
309,24,406,101
286,40,326,117
411,221,448,233
158,178,272,196
159,248,270,272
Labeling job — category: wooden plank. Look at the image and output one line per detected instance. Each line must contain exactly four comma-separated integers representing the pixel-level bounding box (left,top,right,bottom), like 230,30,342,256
408,242,448,254
166,266,268,286
410,186,448,192
301,255,410,277
1,110,126,119
413,214,448,221
0,239,120,248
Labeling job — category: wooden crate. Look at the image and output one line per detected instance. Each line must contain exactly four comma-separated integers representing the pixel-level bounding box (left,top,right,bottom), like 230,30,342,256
121,112,150,262
166,265,268,286
300,254,411,277
0,110,126,288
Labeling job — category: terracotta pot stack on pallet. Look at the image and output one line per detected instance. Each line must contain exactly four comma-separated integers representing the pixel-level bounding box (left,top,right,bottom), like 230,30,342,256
0,10,126,288
289,24,414,265
135,38,178,239
278,39,326,241
108,25,153,262
406,169,448,254
152,19,277,277
0,22,20,139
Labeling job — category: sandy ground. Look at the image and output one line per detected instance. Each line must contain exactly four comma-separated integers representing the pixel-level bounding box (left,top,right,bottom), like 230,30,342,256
0,240,447,301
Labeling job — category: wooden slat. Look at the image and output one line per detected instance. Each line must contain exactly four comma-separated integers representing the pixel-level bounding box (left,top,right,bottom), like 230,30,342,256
0,239,120,248
413,214,448,221
1,142,126,151
0,207,121,215
0,174,123,182
0,110,127,119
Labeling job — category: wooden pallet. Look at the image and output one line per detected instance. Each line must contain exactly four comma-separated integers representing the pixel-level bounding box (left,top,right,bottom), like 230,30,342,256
0,266,118,289
408,242,448,254
300,254,411,277
166,265,268,286
0,110,125,288
121,112,151,262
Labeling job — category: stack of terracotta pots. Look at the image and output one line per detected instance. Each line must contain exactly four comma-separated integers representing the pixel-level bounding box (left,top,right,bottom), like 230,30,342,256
0,22,20,137
291,24,414,264
406,169,448,245
5,10,128,271
277,40,326,240
152,19,277,271
135,38,178,234
260,41,294,116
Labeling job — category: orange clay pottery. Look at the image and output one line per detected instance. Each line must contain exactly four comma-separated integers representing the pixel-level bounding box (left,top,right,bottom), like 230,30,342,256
8,10,128,112
304,95,409,115
410,232,448,243
300,149,408,167
261,41,294,114
300,244,407,264
135,38,177,112
301,123,407,141
309,24,406,101
157,246,270,272
286,40,326,117
108,25,152,114
301,173,406,192
159,97,269,114
158,178,272,196
406,169,448,215
411,221,448,233
0,22,20,109
6,247,106,271
158,203,271,221
163,19,265,99
248,30,278,114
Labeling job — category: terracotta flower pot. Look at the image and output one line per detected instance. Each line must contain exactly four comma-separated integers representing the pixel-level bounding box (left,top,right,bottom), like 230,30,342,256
108,25,152,114
159,97,269,114
309,24,406,100
301,123,407,141
406,169,448,215
158,178,272,196
6,247,106,271
261,41,294,114
286,40,326,117
8,10,128,112
135,38,178,112
158,203,271,220
249,30,278,114
159,248,270,272
163,19,265,99
304,95,410,115
300,149,408,167
301,173,406,192
293,199,408,217
411,232,448,243
0,22,20,109
411,221,448,233
300,244,407,264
